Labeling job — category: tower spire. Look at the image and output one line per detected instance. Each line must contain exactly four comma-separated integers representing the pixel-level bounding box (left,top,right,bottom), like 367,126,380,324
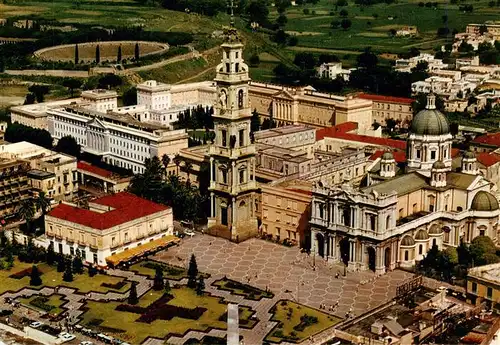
228,0,236,27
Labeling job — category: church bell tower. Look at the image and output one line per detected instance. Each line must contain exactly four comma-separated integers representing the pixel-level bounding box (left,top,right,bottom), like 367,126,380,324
207,18,258,242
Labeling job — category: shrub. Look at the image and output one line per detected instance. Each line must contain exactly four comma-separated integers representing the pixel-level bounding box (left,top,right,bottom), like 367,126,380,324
29,296,54,312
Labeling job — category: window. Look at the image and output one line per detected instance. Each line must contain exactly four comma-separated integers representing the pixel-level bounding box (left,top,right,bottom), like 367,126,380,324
419,244,423,255
221,207,228,226
404,250,409,261
277,198,282,207
487,287,493,299
431,151,436,160
472,282,478,293
416,150,421,159
222,170,227,184
239,170,245,184
239,129,244,147
59,243,63,253
93,253,98,264
480,229,486,236
221,130,227,147
70,247,74,256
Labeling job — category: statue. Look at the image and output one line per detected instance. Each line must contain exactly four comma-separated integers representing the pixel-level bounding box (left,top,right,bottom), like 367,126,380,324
220,90,227,110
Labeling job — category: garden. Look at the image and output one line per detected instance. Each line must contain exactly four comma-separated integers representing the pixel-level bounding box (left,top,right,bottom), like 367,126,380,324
19,294,67,316
128,260,209,281
79,286,257,344
212,277,275,301
265,300,341,343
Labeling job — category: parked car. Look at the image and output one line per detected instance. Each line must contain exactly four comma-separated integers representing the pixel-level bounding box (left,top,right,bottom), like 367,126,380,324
59,332,76,342
184,229,195,237
29,321,43,328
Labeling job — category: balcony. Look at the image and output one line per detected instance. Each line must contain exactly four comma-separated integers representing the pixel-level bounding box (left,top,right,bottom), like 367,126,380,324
89,243,98,250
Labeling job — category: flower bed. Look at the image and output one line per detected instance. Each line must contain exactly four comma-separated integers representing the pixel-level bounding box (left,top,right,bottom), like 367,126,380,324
9,267,42,280
101,281,128,290
212,277,274,301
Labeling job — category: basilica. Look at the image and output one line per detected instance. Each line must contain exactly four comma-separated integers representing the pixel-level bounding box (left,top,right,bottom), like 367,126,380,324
310,94,500,274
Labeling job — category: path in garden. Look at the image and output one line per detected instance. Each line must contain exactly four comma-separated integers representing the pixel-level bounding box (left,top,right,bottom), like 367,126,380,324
154,236,414,345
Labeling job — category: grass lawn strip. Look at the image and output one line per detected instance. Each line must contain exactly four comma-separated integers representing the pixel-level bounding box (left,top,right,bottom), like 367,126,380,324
128,260,209,280
212,277,274,301
265,300,342,343
18,294,67,315
79,286,255,344
0,260,129,295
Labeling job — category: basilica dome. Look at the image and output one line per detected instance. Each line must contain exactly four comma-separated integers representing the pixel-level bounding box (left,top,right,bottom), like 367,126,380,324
471,191,499,212
410,94,449,136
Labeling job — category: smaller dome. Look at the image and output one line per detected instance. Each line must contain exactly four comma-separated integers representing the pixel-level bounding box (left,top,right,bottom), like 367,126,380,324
471,191,500,212
429,224,443,235
432,160,446,169
463,150,475,159
415,229,429,240
382,152,394,160
401,235,416,246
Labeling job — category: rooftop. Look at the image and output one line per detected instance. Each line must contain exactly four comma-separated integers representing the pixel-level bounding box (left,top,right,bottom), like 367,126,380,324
476,152,500,167
471,132,500,148
468,262,500,285
77,161,130,181
81,89,118,99
47,192,169,230
254,125,315,140
358,93,414,105
319,126,407,150
0,142,76,163
316,122,358,140
27,169,55,179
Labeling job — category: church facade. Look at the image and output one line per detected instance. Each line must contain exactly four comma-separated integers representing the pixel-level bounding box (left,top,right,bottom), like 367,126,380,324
310,95,500,274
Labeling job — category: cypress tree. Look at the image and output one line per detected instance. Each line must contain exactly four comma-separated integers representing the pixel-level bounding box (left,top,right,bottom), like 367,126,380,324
153,267,164,290
164,279,171,294
57,254,66,272
72,256,84,274
187,254,198,288
117,45,122,63
74,44,79,65
134,42,140,61
63,261,73,282
128,282,138,304
46,242,55,265
95,45,100,64
30,265,42,286
196,276,205,296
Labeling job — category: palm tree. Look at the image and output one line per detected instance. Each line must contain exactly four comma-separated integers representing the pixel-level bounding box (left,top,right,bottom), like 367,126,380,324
35,192,51,215
17,198,35,232
184,161,193,183
161,154,171,177
173,155,181,176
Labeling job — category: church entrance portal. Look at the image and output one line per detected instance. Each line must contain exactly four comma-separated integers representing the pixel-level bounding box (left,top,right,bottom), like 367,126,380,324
316,233,325,257
339,238,349,265
367,247,376,272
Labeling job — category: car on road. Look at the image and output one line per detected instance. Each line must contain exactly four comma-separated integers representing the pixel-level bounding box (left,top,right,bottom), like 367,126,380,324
59,332,76,342
184,229,195,237
29,321,43,328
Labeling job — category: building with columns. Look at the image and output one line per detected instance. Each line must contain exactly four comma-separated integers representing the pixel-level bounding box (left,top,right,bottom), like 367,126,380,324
310,94,500,274
206,26,259,242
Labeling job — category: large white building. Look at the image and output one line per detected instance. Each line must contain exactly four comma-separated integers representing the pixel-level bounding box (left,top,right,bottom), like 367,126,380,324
317,62,354,81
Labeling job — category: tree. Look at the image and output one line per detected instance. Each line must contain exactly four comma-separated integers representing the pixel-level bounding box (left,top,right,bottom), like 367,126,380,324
63,261,73,282
72,255,84,274
135,42,140,61
128,282,139,304
46,243,56,265
276,14,288,27
294,52,317,70
95,44,100,64
184,161,193,183
98,74,123,89
357,47,378,69
288,36,298,46
24,93,36,105
35,191,51,216
470,236,498,266
62,78,82,97
173,155,181,175
249,54,260,67
247,0,269,25
337,0,348,5
153,267,164,290
88,264,98,277
339,8,348,16
54,135,81,159
17,199,35,233
196,276,205,295
273,30,289,45
479,24,488,35
458,41,474,53
30,265,42,286
122,87,137,106
251,109,261,133
74,44,79,65
340,18,352,30
5,123,53,149
187,254,198,288
28,85,50,104
162,154,171,177
57,254,66,272
117,45,122,63
385,118,398,132
164,279,171,294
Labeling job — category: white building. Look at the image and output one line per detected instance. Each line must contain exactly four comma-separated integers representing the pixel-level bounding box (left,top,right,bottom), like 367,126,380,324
412,76,477,99
317,62,354,81
395,54,448,73
47,105,188,174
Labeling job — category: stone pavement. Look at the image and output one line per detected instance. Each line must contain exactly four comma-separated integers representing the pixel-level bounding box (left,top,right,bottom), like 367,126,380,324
154,236,414,344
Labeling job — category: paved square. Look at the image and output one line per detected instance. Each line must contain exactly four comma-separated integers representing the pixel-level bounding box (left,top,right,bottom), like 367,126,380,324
154,235,414,344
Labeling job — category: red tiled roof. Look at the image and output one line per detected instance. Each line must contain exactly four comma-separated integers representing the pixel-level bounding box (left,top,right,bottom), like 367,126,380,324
471,133,500,147
476,152,500,167
48,192,169,230
369,150,407,163
358,93,414,105
316,122,358,140
77,161,113,178
322,130,407,150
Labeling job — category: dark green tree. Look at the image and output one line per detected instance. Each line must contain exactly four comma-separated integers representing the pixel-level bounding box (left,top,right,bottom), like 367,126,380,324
196,276,205,295
35,191,51,216
5,123,53,149
249,54,260,67
164,279,171,294
63,261,73,282
57,254,66,272
340,18,352,30
95,45,101,64
128,282,139,304
356,47,378,70
135,42,140,61
251,109,261,132
30,265,42,286
28,85,49,103
122,87,137,106
187,254,198,288
98,74,123,89
24,93,36,105
46,242,56,265
153,267,164,290
117,45,122,63
470,236,499,266
62,79,82,97
54,135,81,158
276,14,288,26
72,255,84,274
74,44,79,65
17,199,35,233
247,0,269,25
88,264,97,277
339,8,348,16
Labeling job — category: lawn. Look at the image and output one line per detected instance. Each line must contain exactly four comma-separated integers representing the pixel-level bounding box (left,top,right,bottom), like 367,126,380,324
19,294,67,316
0,260,129,295
265,300,342,343
80,286,257,344
128,260,209,281
212,277,274,301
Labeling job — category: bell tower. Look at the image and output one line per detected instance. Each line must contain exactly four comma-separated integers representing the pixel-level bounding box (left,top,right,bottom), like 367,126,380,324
207,16,258,242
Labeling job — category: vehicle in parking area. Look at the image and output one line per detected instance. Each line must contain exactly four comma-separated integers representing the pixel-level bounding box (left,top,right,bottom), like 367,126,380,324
80,342,94,345
184,229,195,237
98,333,114,344
59,332,76,342
29,321,43,328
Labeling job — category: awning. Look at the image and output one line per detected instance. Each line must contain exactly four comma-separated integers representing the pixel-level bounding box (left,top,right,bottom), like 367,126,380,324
105,235,180,266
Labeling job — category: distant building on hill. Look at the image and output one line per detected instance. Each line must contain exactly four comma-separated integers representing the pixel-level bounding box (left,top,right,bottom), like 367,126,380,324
317,62,354,81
